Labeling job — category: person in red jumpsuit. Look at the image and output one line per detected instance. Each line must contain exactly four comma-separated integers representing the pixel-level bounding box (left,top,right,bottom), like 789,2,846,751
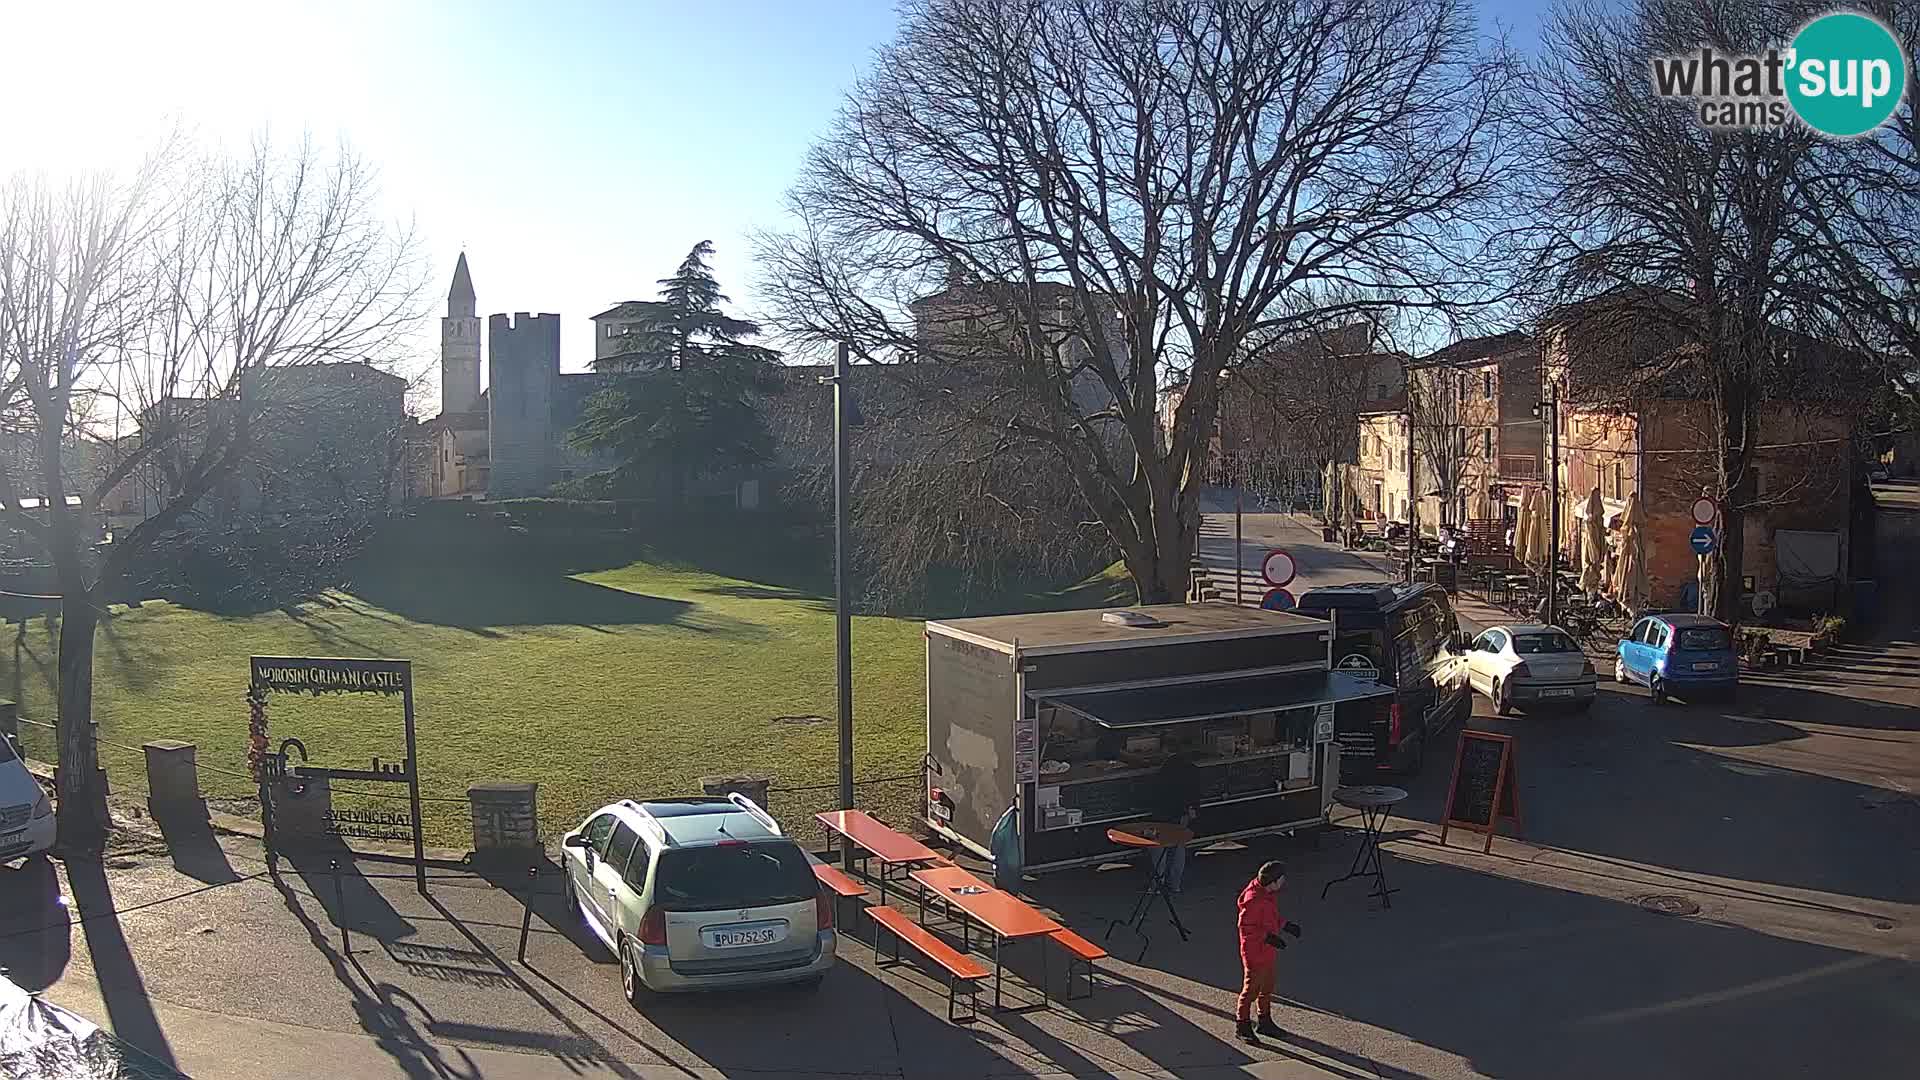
1235,860,1302,1044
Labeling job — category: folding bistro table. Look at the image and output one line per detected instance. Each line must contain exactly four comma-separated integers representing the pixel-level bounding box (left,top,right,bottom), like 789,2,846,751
1103,822,1193,960
1321,785,1407,908
815,809,944,905
910,864,1061,1011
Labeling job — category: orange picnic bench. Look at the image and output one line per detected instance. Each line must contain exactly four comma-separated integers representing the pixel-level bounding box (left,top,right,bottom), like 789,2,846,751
867,905,988,1023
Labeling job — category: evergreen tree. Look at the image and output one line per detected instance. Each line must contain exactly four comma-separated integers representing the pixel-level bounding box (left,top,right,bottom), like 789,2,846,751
570,241,780,504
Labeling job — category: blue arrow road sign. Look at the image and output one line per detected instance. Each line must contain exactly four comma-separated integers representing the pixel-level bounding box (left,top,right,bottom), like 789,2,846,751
1690,526,1717,555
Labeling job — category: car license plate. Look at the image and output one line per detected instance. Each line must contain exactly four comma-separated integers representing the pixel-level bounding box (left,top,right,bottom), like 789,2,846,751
1541,688,1575,698
702,922,782,949
1692,662,1719,671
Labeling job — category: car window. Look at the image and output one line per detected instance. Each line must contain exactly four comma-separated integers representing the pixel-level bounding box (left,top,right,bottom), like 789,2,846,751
1486,630,1508,652
1632,620,1653,644
1472,631,1495,652
654,842,817,911
624,837,653,889
1514,632,1578,654
1677,627,1731,650
1651,624,1670,648
583,813,616,852
604,822,640,877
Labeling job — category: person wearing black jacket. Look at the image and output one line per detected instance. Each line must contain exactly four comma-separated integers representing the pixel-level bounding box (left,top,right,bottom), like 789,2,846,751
1150,752,1202,894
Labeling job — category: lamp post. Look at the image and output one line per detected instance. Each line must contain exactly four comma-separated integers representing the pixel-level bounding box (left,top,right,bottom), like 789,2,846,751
822,342,856,868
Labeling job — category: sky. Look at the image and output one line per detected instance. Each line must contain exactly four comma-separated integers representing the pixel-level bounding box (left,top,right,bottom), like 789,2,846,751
2,0,1559,404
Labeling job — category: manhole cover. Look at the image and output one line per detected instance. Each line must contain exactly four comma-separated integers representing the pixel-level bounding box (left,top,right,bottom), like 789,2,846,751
770,714,828,726
1635,893,1701,917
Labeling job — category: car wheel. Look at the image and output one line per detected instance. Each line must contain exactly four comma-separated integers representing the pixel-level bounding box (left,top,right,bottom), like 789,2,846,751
1650,678,1667,706
564,870,580,919
1495,679,1515,717
1613,658,1627,684
620,938,646,1008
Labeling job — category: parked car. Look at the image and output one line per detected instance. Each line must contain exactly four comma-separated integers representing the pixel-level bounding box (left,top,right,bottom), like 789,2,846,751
0,731,56,864
1614,614,1739,704
1294,581,1472,776
560,794,836,1002
1463,624,1597,714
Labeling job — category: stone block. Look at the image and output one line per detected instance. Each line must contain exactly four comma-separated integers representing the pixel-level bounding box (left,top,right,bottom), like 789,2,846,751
699,774,772,809
143,739,203,819
469,781,539,859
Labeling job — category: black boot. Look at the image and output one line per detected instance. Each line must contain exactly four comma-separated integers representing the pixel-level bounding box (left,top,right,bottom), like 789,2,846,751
1256,1015,1285,1038
1235,1019,1260,1045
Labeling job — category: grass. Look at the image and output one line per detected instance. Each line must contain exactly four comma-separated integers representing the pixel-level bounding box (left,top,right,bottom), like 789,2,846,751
6,505,1127,846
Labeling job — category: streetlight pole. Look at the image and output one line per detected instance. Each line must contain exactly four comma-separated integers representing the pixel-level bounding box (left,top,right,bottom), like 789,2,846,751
832,343,855,860
1404,411,1416,584
1545,387,1561,630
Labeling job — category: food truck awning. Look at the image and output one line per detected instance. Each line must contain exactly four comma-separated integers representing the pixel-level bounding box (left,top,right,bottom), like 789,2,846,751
1035,670,1386,729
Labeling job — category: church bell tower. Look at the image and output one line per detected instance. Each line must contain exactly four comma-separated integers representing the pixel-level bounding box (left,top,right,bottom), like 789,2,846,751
440,253,482,414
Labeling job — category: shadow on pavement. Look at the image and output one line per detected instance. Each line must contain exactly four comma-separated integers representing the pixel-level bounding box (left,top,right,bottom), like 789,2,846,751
0,853,70,990
64,855,180,1071
1038,832,1911,1080
155,812,241,887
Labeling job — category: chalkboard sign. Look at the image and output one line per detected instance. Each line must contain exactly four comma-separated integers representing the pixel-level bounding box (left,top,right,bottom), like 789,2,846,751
1440,730,1519,853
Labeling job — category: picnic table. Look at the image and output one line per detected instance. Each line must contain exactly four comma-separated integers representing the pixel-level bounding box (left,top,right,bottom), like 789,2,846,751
815,809,944,905
911,864,1061,1011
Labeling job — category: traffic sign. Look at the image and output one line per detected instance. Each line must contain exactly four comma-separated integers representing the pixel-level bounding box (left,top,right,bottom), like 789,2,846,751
1753,590,1777,616
1690,526,1717,555
1260,587,1296,611
1261,549,1296,587
1690,497,1718,525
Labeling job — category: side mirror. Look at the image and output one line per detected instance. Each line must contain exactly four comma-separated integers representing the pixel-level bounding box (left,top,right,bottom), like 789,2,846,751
562,833,591,850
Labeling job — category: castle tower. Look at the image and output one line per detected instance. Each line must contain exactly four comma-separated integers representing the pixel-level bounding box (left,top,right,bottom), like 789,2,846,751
487,312,561,497
440,253,482,415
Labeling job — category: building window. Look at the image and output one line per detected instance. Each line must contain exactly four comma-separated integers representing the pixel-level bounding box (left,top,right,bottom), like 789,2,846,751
1608,461,1624,500
1483,371,1494,399
1483,429,1493,459
443,448,449,462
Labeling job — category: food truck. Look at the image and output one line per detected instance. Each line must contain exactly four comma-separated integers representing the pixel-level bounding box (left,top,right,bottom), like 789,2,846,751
921,603,1396,872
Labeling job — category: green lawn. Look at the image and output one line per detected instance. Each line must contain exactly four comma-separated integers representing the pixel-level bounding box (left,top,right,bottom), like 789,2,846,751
6,506,1128,845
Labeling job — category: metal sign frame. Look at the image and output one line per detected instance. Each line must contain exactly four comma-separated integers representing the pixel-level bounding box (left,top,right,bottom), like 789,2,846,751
249,656,425,893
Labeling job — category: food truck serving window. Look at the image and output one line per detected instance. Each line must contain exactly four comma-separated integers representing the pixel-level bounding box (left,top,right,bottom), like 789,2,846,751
1036,671,1333,728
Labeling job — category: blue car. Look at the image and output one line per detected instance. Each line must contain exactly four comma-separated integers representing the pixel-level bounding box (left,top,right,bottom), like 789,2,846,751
1614,614,1738,704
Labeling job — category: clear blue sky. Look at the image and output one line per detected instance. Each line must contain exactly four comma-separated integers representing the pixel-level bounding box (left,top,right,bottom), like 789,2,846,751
4,0,1560,401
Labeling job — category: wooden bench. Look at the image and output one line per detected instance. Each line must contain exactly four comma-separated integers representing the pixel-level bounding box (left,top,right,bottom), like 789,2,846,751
812,861,867,925
1048,928,1106,1001
866,905,988,1023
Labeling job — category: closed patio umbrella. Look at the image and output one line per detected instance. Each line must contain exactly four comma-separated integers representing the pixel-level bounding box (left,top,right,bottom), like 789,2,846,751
1513,488,1535,565
1610,491,1647,614
1581,487,1607,594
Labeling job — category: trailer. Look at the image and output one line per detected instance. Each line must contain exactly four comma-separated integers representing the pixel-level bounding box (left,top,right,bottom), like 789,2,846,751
922,603,1395,873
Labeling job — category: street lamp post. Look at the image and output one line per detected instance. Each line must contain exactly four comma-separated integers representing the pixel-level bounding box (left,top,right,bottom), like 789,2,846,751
828,343,855,867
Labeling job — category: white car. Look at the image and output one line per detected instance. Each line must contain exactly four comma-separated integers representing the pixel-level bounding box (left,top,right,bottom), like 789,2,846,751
560,793,836,1002
1463,624,1597,714
1,732,55,863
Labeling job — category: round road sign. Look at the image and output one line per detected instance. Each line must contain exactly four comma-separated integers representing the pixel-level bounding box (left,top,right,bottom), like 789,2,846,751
1753,590,1777,616
1261,549,1297,587
1260,587,1296,611
1690,497,1718,525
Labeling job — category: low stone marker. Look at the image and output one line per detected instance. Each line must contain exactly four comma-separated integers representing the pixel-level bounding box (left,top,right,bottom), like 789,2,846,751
469,781,539,862
143,739,204,820
700,773,772,808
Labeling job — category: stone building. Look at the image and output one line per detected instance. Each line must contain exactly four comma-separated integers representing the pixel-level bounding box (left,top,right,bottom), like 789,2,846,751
415,255,617,499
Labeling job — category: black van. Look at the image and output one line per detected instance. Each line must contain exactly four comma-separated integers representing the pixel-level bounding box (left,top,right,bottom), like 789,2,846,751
1293,581,1471,778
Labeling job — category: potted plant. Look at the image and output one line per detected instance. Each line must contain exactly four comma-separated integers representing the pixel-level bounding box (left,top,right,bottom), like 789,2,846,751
1738,628,1773,669
1811,614,1846,653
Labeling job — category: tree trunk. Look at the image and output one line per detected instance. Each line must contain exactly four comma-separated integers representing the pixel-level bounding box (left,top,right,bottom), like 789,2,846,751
55,596,107,851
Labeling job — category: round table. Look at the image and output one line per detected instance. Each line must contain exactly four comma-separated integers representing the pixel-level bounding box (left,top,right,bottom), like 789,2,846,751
1321,786,1409,908
1104,822,1195,958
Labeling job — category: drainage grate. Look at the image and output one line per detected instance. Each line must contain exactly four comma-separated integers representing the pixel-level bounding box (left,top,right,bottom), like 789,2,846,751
1634,893,1701,917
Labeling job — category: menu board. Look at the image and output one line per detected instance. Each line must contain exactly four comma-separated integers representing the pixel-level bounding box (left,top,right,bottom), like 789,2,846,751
1440,730,1519,852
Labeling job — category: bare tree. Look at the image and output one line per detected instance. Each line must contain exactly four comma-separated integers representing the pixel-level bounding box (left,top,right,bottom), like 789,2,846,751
0,139,422,848
1519,0,1876,624
758,0,1519,602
